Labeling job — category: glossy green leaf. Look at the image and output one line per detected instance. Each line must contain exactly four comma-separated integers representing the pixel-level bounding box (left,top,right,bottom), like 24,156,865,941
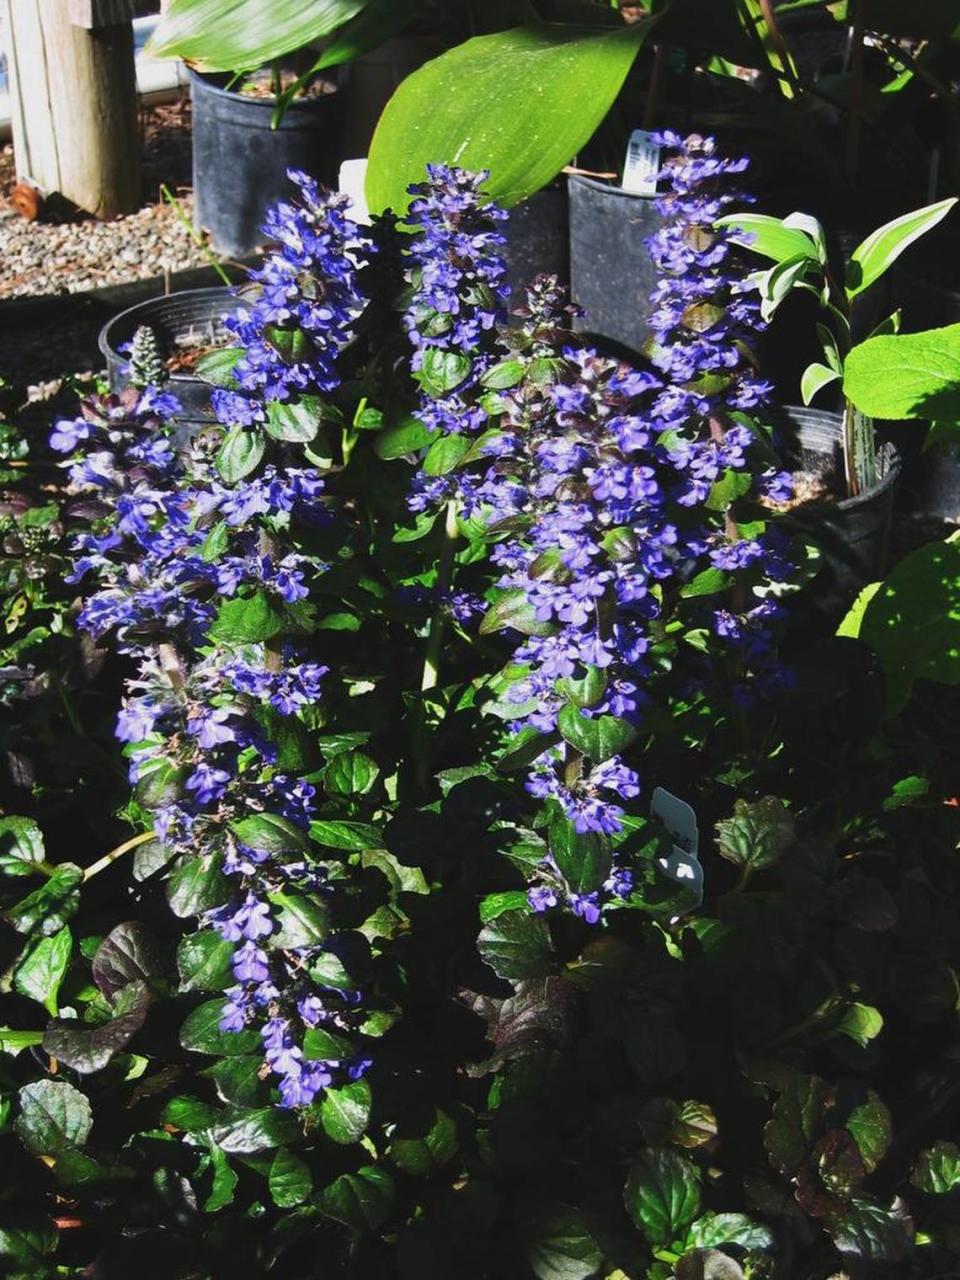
216,425,265,483
4,865,83,937
43,980,151,1074
203,1141,238,1212
195,345,243,387
320,1078,372,1144
91,922,165,998
318,1166,395,1232
478,909,555,980
323,751,380,796
0,817,47,877
268,891,330,948
625,1147,702,1247
715,797,795,876
715,211,820,264
801,361,841,406
269,1148,313,1207
480,588,555,637
389,1107,458,1174
167,855,228,919
230,812,309,855
846,198,957,298
180,999,260,1056
265,396,322,443
912,1140,960,1193
147,0,368,73
422,434,473,476
523,1206,603,1280
549,813,612,895
366,22,652,215
177,930,234,992
765,1074,834,1178
374,414,438,459
846,1092,892,1174
557,703,637,763
14,927,71,1015
16,1080,92,1155
309,819,383,851
208,1106,298,1155
688,1212,774,1250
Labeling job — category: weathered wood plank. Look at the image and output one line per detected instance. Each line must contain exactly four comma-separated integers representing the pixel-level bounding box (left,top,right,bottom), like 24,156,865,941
2,0,141,218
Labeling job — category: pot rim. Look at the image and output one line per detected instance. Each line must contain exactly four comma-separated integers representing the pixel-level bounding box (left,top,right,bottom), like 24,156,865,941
98,286,238,386
188,64,346,108
780,404,901,511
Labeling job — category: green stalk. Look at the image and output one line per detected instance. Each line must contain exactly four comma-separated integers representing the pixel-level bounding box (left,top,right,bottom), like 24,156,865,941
160,183,232,286
420,501,460,692
83,830,157,882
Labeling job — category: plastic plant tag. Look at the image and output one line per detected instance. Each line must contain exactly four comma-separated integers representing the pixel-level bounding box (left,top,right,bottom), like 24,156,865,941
622,129,660,196
338,158,371,225
652,786,703,910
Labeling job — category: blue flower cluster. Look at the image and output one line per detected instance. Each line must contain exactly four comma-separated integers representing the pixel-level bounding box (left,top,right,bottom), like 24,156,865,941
403,164,510,513
55,175,372,1108
213,169,368,425
399,150,799,921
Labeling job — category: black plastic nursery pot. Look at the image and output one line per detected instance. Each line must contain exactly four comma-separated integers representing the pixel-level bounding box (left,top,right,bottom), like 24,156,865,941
567,174,662,356
190,68,347,259
502,185,570,305
99,287,237,429
780,406,901,611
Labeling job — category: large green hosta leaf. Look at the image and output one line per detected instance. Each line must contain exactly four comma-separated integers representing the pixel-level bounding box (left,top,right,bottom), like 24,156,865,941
366,20,654,216
146,0,369,73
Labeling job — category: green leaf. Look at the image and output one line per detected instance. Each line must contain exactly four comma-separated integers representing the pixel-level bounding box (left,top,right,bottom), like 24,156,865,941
557,704,637,763
680,568,732,599
912,1139,960,1193
836,1002,884,1048
422,433,473,476
479,890,530,922
4,865,83,936
844,323,960,421
230,812,309,855
846,198,957,298
837,580,882,639
200,520,231,563
309,819,382,851
497,726,561,772
480,359,525,390
852,537,960,712
765,1074,834,1178
14,927,71,1015
203,1141,238,1213
302,1026,354,1059
205,1056,268,1107
882,775,930,810
323,751,379,797
209,590,286,643
0,1028,45,1056
688,1212,774,1250
801,361,841,406
269,1148,313,1207
715,211,820,264
268,891,330,948
366,22,652,215
180,999,260,1056
320,1078,372,1145
523,1206,603,1280
625,1147,703,1247
480,588,554,637
167,855,228,919
714,797,795,876
146,0,368,73
549,813,612,895
827,1196,913,1262
195,345,243,387
374,414,438,459
705,468,753,512
208,1106,299,1155
216,425,265,483
846,1092,892,1174
16,1080,92,1155
389,1108,458,1174
758,252,814,320
42,980,151,1074
556,665,608,709
91,922,165,998
177,930,235,993
420,348,472,396
478,909,555,980
0,817,46,877
265,396,322,443
318,1166,395,1232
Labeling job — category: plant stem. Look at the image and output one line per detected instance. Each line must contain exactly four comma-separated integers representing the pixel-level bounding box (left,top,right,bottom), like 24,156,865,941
83,830,157,882
421,501,459,692
259,528,284,674
160,183,231,286
845,0,865,188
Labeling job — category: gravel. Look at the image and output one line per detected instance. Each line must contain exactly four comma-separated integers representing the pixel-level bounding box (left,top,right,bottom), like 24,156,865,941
0,100,214,301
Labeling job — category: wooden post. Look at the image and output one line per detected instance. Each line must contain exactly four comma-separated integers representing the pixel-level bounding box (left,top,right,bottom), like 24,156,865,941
1,0,141,218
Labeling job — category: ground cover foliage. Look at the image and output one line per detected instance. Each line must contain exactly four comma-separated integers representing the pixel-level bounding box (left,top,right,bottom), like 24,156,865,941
0,141,959,1280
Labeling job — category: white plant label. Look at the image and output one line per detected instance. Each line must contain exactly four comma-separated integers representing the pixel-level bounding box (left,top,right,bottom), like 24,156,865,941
652,786,704,909
622,129,661,197
338,158,371,225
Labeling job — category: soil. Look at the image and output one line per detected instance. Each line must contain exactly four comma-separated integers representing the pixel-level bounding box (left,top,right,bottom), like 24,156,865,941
236,70,338,101
764,468,839,513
